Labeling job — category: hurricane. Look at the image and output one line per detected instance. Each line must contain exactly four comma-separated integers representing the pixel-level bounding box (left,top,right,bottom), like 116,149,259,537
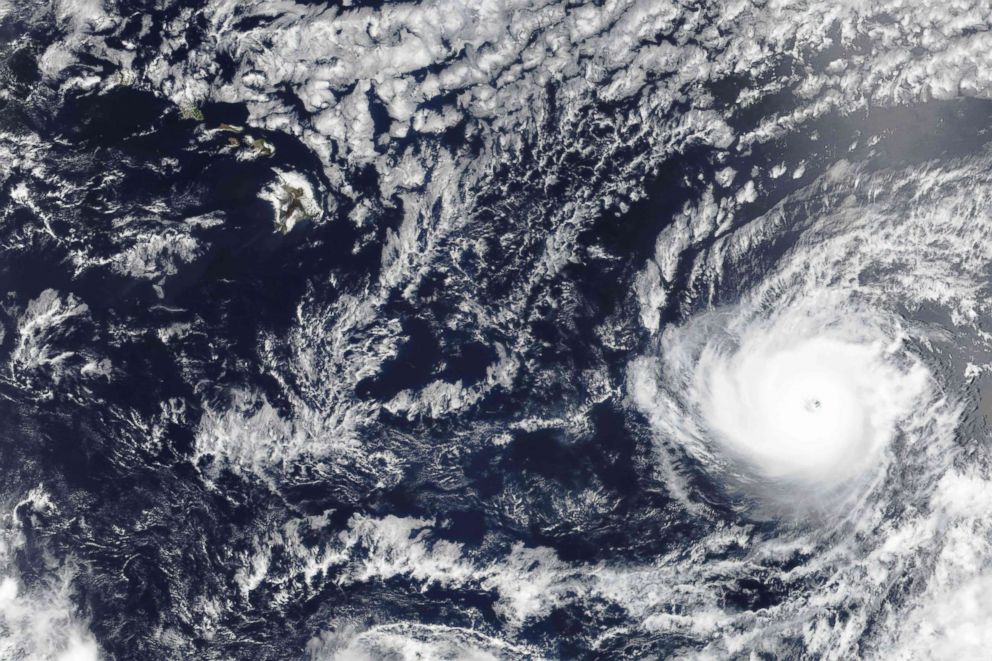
3,0,992,659
657,296,933,487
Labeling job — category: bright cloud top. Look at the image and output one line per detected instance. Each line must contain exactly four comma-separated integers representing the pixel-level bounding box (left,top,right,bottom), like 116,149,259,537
692,301,931,485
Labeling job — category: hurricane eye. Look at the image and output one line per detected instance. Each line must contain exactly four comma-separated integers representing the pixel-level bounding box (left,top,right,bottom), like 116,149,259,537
638,299,934,490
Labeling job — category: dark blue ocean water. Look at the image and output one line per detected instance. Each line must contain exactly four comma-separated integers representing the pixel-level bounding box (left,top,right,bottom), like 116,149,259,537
4,3,992,658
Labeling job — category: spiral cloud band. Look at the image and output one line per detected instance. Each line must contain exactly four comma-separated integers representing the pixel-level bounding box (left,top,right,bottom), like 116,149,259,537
624,152,992,655
694,301,931,485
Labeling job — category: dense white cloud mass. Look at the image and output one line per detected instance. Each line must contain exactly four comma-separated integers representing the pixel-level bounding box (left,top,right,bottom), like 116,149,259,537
630,151,992,653
0,488,98,661
678,298,931,484
306,622,544,661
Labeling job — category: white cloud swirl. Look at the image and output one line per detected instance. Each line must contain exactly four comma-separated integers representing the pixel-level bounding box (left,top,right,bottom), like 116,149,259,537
688,297,931,485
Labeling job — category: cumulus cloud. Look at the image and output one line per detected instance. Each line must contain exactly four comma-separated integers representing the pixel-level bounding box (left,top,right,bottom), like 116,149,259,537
0,487,100,661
